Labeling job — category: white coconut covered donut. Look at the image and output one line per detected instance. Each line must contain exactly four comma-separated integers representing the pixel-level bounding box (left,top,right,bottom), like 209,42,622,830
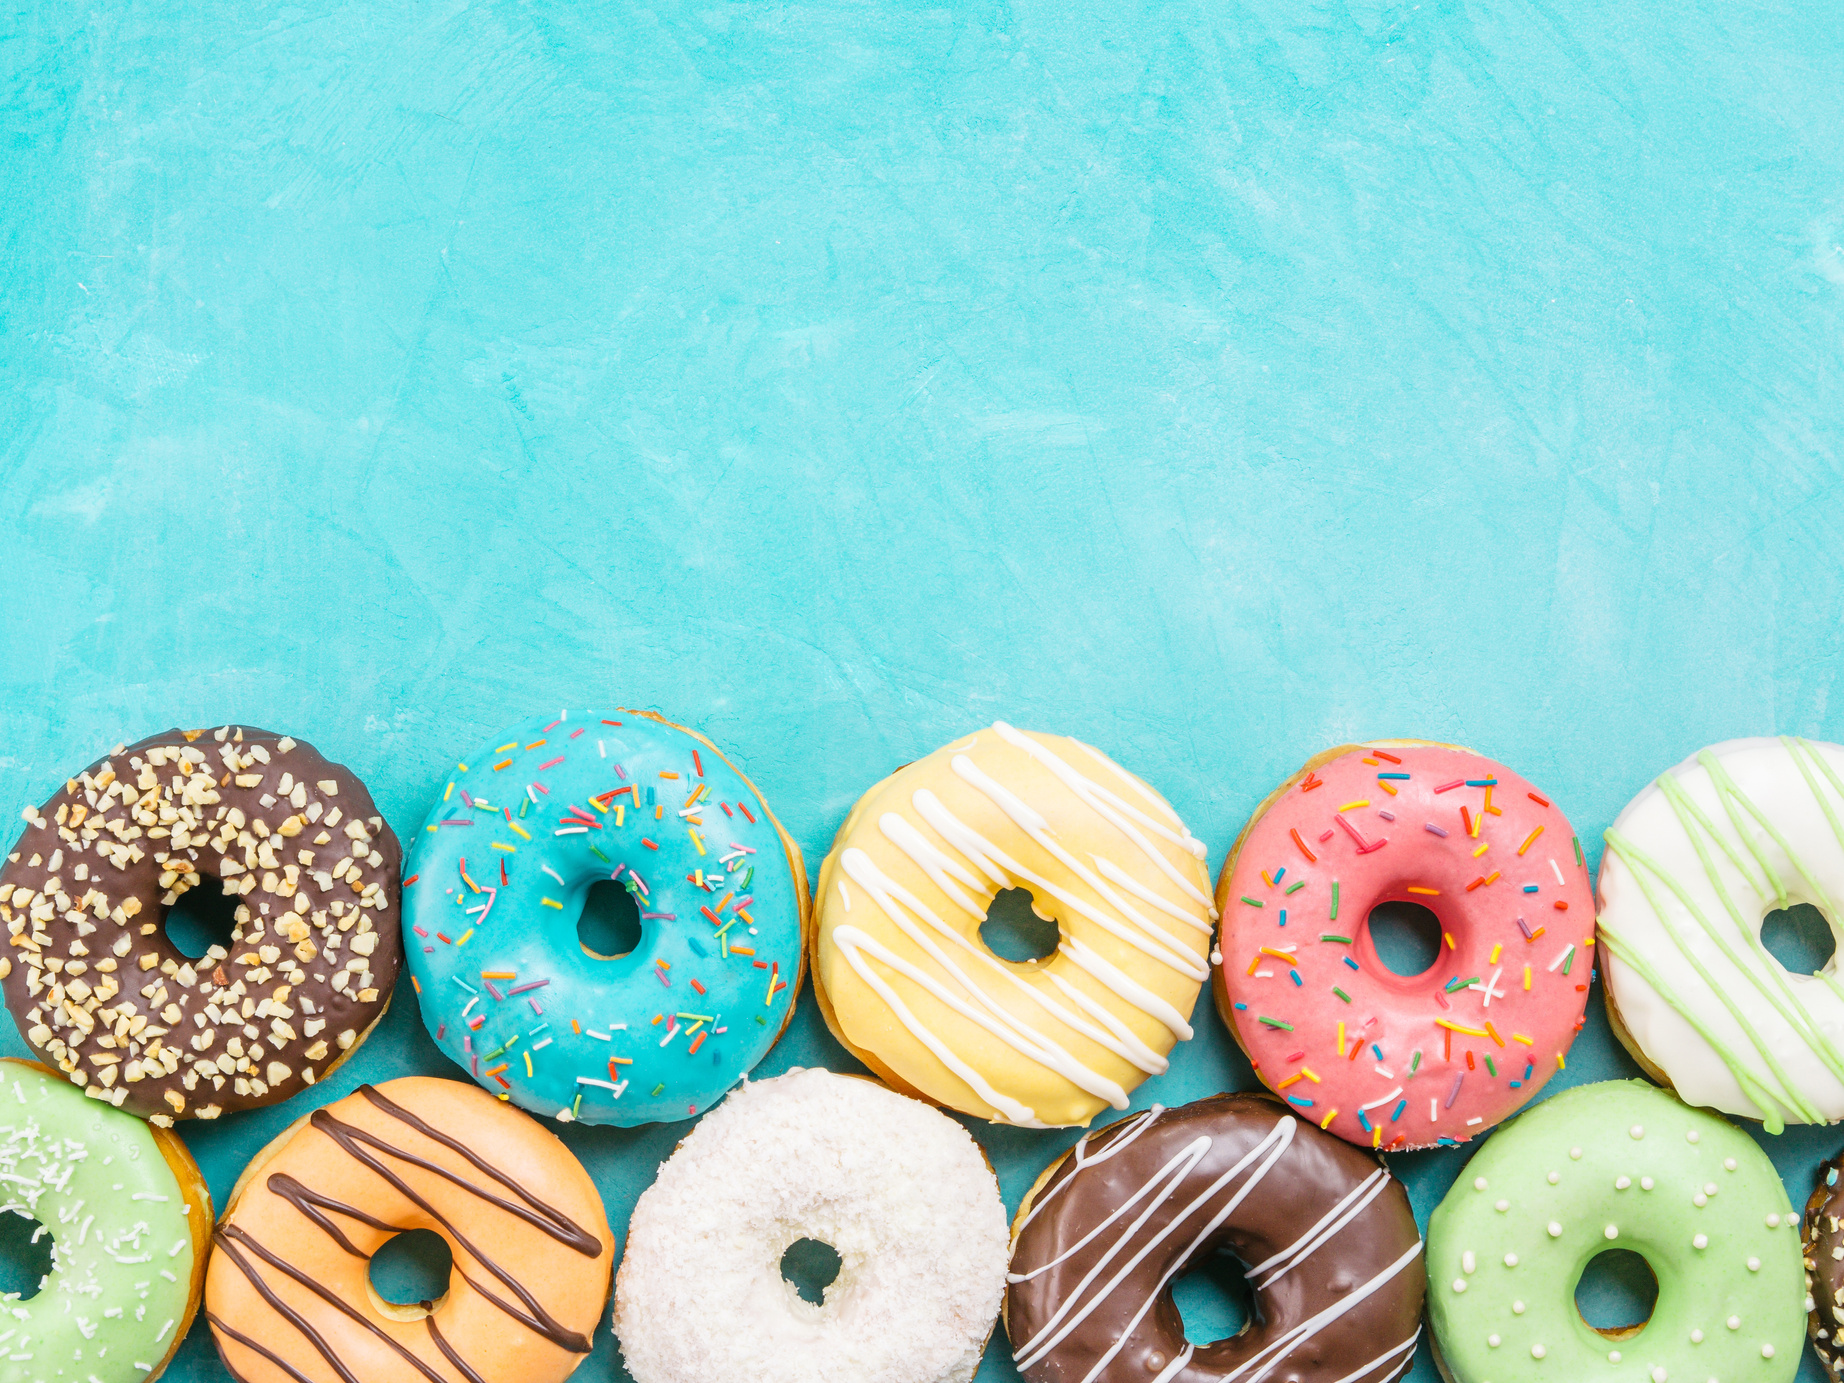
1597,735,1844,1130
612,1066,1009,1383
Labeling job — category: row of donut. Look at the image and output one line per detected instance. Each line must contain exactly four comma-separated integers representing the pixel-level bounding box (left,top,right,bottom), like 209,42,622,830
5,715,1837,1146
4,715,1843,1382
8,1050,1841,1383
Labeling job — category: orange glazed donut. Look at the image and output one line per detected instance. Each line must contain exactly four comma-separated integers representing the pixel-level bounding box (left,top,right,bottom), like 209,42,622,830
206,1076,613,1383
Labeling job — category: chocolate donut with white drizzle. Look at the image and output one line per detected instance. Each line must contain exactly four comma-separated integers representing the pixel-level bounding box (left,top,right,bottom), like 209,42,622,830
1004,1092,1424,1383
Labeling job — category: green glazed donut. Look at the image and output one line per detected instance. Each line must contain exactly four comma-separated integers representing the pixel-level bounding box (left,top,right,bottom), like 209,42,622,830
1428,1079,1804,1383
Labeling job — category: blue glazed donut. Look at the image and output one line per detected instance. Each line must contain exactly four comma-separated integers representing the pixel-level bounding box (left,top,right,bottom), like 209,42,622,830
403,709,809,1126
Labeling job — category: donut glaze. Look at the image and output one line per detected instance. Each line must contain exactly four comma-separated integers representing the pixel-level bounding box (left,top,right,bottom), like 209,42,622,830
1427,1079,1804,1383
613,1067,1010,1383
0,727,401,1123
1214,742,1593,1149
404,709,807,1126
0,1058,211,1383
1803,1145,1844,1375
206,1076,612,1383
1004,1092,1425,1383
1597,736,1844,1131
813,723,1214,1128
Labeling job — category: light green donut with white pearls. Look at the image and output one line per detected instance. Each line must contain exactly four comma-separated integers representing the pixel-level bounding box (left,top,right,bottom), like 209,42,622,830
1428,1079,1804,1383
0,1060,207,1383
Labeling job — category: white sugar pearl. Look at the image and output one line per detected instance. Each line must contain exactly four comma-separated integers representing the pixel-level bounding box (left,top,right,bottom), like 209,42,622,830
1609,1350,1622,1363
1747,1257,1761,1271
1762,1344,1775,1358
1686,1129,1699,1143
1693,1234,1708,1249
1651,1368,1667,1383
1496,1199,1510,1212
1605,1224,1620,1240
1690,1329,1703,1343
1548,1171,1561,1184
1452,1278,1467,1293
1513,1300,1527,1314
1475,1176,1489,1191
1704,1182,1717,1195
1727,1315,1741,1330
1463,1251,1476,1273
1548,1221,1563,1237
1532,1344,1547,1359
1631,1125,1645,1139
1765,1214,1780,1228
1724,1157,1737,1171
1693,1193,1707,1207
1641,1177,1654,1190
1616,1176,1631,1190
1571,1146,1583,1159
1488,1334,1501,1348
1505,1253,1518,1267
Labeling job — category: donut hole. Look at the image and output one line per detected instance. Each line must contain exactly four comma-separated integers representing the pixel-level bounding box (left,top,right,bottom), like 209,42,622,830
779,1237,842,1306
1574,1248,1658,1340
1170,1246,1254,1344
367,1228,454,1319
1760,902,1836,976
1365,900,1442,978
980,887,1059,964
0,1210,53,1300
163,880,241,960
578,879,644,960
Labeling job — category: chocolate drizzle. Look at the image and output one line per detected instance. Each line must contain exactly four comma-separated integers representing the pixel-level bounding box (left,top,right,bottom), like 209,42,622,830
210,1081,604,1383
358,1083,603,1255
1004,1092,1425,1383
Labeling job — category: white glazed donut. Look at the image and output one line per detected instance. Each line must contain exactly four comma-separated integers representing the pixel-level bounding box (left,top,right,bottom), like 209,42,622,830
612,1067,1008,1383
1597,735,1844,1130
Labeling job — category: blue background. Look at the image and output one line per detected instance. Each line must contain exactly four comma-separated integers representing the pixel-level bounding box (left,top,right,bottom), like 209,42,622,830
3,0,1843,1378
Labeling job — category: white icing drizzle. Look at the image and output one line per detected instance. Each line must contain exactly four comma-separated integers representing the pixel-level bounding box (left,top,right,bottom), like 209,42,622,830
829,925,1041,1125
1079,740,1186,823
1011,1119,1298,1374
997,722,1211,875
1213,1242,1423,1383
840,846,1164,1087
827,726,1211,1123
1245,1169,1393,1288
1013,1106,1165,1238
1011,1109,1421,1383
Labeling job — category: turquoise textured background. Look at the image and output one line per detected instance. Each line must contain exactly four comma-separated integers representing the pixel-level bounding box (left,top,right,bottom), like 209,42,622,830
3,1,1843,1379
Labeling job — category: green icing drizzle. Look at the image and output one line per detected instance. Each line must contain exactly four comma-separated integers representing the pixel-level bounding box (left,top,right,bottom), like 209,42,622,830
1602,739,1844,1132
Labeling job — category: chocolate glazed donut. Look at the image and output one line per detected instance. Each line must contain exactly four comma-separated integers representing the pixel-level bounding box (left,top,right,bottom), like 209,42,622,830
1004,1093,1425,1383
0,726,401,1123
1804,1147,1844,1375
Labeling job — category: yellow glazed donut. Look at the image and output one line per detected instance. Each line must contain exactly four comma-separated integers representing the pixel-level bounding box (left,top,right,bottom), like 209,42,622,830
205,1076,612,1383
812,723,1215,1126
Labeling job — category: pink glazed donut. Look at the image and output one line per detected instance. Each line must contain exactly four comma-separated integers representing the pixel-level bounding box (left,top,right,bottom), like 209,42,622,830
1212,740,1594,1150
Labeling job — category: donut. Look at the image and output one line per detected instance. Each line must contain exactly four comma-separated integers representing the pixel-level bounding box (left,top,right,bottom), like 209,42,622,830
811,722,1215,1127
1597,735,1844,1132
613,1066,1008,1383
1803,1145,1844,1374
1213,741,1594,1149
1427,1078,1804,1381
0,726,401,1124
205,1075,612,1383
0,1057,211,1383
404,709,808,1125
1005,1091,1426,1383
